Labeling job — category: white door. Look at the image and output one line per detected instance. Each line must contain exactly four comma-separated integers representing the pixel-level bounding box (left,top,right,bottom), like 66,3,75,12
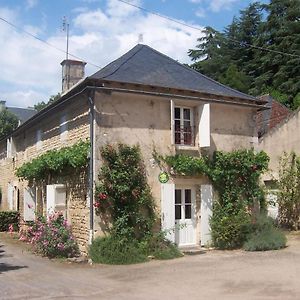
200,184,213,246
175,187,196,246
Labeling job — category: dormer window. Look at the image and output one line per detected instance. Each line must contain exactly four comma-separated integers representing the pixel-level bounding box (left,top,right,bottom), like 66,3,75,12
174,107,194,146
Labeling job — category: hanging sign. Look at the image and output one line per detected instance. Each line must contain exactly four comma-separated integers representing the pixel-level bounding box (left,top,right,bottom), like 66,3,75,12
158,172,169,183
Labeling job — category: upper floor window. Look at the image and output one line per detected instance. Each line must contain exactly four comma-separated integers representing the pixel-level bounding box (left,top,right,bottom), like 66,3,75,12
174,107,194,146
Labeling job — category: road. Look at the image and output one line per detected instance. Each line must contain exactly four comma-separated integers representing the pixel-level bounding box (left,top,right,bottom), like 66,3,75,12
1,233,300,300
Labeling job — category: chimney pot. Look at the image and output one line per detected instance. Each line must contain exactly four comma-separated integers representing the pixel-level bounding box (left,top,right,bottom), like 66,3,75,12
61,60,86,93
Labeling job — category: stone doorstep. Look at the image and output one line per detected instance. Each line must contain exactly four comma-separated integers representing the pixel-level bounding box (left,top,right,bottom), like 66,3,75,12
179,245,207,255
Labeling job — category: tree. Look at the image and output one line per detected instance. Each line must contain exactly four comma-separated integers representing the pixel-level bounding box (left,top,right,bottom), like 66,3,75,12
188,0,300,109
34,93,61,112
0,109,18,139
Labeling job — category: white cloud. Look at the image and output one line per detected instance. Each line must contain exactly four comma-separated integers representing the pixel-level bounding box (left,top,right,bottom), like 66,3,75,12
0,1,204,107
195,8,206,18
189,0,240,13
25,0,38,10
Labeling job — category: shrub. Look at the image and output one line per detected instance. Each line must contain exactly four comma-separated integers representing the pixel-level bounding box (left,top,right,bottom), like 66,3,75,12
0,211,19,231
141,233,183,260
210,203,251,249
19,213,79,258
243,215,287,251
89,235,147,265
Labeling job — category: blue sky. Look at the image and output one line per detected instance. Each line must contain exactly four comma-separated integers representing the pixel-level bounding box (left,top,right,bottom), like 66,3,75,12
0,0,268,107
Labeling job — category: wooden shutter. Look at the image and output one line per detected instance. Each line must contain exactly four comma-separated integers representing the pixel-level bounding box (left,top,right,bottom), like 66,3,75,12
161,183,175,243
24,187,36,221
198,104,210,148
200,184,213,246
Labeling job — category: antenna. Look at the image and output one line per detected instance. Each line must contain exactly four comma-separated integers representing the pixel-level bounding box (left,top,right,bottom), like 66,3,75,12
62,16,69,60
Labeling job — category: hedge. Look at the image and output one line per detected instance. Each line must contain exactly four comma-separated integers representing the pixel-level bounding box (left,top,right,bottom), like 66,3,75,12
0,211,20,231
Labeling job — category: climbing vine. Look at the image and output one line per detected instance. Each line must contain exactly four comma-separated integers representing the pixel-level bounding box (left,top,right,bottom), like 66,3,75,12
16,140,90,182
95,144,155,239
157,149,270,248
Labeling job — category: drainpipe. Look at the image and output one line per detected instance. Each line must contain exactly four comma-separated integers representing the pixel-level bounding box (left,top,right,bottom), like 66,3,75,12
88,89,95,244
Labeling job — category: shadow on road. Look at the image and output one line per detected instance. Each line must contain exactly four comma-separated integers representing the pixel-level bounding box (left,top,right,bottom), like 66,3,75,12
0,243,28,274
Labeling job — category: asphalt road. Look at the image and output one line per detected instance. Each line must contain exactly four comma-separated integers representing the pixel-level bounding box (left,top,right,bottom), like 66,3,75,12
1,233,300,300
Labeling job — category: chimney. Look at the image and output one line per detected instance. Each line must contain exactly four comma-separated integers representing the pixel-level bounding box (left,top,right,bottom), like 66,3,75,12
0,100,6,112
60,59,87,93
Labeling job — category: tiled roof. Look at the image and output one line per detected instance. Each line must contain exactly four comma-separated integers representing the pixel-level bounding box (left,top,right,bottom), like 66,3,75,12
90,44,258,101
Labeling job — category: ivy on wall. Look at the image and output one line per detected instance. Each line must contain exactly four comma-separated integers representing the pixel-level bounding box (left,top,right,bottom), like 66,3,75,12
156,149,270,248
15,140,90,182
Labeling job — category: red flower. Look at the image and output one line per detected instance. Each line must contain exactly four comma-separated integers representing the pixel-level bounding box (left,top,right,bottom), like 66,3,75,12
98,193,108,200
93,202,100,208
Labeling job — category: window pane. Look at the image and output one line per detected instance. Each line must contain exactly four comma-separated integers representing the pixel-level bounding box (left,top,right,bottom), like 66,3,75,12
184,121,191,132
185,205,191,219
175,120,181,131
184,132,192,145
175,107,180,119
175,205,181,220
185,189,191,203
183,108,190,120
175,190,181,204
175,133,181,144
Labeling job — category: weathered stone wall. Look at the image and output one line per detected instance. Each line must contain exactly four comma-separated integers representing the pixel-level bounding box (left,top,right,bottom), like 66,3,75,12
0,96,90,254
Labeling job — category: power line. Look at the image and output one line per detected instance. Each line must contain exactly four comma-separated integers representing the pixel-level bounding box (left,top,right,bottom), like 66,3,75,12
116,0,300,59
0,16,102,69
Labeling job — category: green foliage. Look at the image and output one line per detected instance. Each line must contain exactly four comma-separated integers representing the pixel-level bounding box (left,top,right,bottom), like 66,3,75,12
210,202,251,249
0,211,20,231
188,0,300,109
140,232,183,260
0,109,18,139
89,232,182,265
95,144,155,240
89,236,148,264
19,213,79,258
277,152,300,230
16,140,90,182
160,149,269,249
243,215,286,251
34,93,61,112
163,154,209,176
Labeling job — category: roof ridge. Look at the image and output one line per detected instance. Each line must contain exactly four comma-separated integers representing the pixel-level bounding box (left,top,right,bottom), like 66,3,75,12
141,44,257,101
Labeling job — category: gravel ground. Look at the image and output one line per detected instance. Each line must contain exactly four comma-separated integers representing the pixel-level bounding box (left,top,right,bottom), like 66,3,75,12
1,232,300,300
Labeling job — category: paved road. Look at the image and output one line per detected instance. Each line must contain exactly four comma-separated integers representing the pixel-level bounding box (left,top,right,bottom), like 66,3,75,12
1,233,300,300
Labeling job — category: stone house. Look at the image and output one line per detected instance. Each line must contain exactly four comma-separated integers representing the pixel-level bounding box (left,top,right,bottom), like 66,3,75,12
0,44,267,253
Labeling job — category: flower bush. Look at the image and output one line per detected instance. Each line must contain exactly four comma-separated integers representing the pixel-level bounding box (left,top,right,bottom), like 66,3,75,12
19,213,79,258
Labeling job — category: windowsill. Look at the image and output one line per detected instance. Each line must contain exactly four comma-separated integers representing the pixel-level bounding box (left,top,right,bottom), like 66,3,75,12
175,144,198,151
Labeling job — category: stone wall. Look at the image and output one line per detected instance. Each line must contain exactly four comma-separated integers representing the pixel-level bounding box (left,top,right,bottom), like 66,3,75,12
0,95,90,254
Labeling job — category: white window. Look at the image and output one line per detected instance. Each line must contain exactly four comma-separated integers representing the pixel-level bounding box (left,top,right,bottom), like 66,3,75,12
60,114,68,141
174,107,194,146
36,129,43,150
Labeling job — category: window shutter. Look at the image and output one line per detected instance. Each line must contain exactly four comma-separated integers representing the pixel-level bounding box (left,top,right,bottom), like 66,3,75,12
200,184,213,246
198,104,210,148
161,183,175,243
46,184,66,217
170,100,175,145
7,183,14,210
24,187,36,221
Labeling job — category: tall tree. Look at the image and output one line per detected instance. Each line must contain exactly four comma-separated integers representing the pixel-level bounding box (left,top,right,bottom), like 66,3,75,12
34,93,61,112
0,109,18,139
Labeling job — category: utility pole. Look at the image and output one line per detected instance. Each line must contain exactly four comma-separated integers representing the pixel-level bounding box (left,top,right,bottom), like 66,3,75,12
62,16,70,90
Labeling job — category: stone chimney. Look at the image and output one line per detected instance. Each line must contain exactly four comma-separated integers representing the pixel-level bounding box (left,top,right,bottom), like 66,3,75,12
0,100,6,112
61,59,86,93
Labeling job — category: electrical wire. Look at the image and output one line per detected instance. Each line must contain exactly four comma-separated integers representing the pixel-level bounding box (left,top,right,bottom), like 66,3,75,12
116,0,300,59
0,16,102,69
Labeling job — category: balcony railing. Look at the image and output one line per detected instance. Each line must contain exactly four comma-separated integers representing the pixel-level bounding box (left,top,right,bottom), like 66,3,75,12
174,125,195,146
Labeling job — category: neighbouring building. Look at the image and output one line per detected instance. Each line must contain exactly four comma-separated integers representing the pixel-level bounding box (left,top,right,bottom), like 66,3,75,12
0,44,267,254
